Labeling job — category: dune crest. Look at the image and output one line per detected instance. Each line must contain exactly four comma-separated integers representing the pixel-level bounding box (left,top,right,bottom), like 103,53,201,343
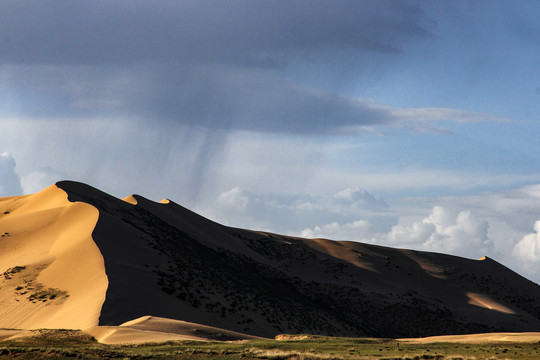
121,195,138,205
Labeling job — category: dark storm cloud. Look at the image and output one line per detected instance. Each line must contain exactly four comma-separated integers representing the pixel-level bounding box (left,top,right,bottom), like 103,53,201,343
1,63,500,134
123,65,400,133
0,1,442,134
0,0,430,66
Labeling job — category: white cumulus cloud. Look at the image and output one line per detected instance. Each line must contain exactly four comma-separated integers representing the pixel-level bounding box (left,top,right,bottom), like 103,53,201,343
331,187,388,211
300,206,489,259
418,207,489,256
20,169,65,195
389,206,490,257
217,187,250,210
300,219,378,241
513,221,540,263
0,152,22,196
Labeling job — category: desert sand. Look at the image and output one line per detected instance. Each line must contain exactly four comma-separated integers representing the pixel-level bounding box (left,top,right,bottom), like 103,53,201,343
0,184,107,329
399,332,540,344
86,315,261,344
1,180,540,344
0,329,33,342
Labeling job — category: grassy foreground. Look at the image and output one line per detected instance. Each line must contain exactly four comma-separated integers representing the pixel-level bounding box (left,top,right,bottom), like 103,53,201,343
1,331,540,359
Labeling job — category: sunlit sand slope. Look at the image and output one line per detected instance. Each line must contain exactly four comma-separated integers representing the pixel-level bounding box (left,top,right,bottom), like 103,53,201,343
86,315,262,344
400,332,540,343
0,185,107,329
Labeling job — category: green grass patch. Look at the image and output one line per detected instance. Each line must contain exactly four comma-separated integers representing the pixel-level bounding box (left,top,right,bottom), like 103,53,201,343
1,331,540,359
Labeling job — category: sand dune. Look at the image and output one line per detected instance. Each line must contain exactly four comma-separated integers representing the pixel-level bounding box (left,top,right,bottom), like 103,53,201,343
1,180,540,342
120,316,262,340
86,325,197,344
121,195,138,205
86,315,262,344
0,185,107,329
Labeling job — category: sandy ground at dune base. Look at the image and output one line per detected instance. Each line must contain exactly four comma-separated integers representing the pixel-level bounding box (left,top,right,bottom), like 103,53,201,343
398,332,540,344
2,327,540,345
90,328,540,345
85,315,262,344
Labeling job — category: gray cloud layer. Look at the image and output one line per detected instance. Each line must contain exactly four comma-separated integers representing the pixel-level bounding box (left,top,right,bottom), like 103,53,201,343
2,63,501,134
1,1,429,66
1,0,484,135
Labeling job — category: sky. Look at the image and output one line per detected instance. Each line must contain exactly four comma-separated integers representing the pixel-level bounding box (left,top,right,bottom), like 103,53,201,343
1,1,540,282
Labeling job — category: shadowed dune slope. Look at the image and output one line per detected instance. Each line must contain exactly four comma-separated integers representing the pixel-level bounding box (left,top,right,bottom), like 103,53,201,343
54,181,540,338
2,180,540,339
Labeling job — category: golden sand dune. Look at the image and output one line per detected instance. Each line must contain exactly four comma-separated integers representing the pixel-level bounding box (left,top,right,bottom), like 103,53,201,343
0,185,107,330
120,315,261,341
86,325,197,344
1,180,540,343
86,315,261,344
121,195,138,205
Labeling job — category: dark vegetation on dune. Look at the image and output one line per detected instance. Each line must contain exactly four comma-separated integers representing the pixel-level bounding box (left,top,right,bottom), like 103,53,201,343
56,181,540,339
1,265,70,305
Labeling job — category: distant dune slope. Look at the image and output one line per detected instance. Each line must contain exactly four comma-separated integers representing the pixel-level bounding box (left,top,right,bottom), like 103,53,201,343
0,184,107,329
1,181,540,339
54,181,540,338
